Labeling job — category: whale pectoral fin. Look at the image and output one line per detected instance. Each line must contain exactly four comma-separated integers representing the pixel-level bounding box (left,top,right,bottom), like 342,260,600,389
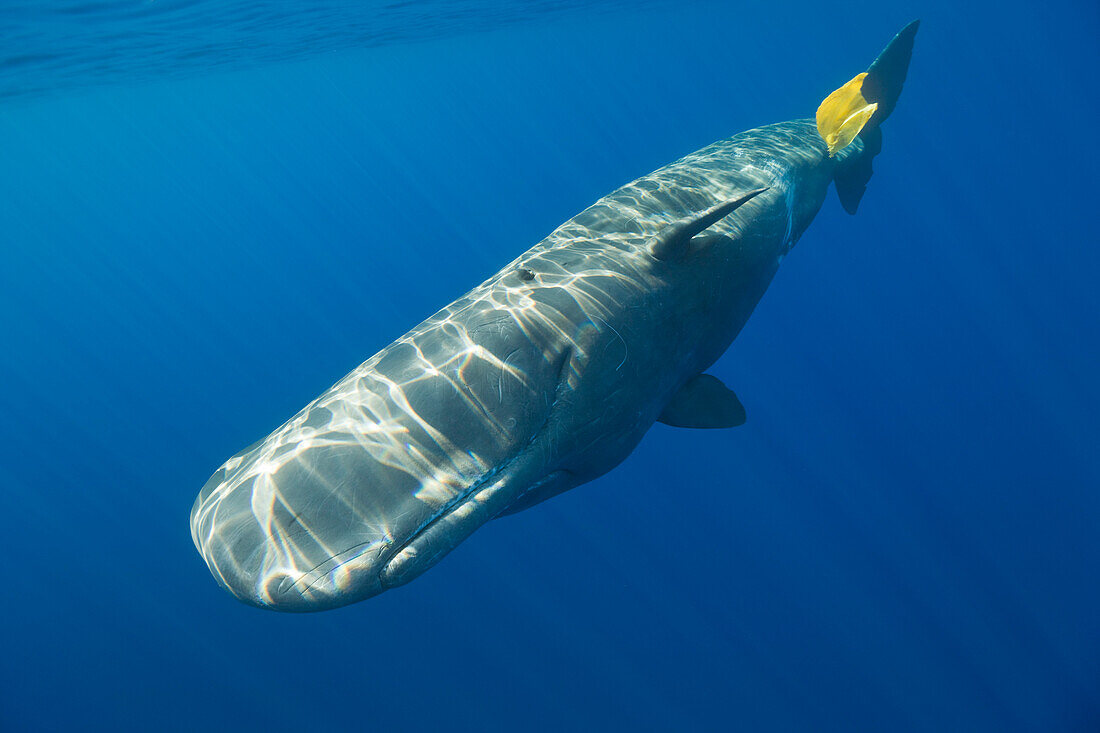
646,188,767,261
658,374,746,429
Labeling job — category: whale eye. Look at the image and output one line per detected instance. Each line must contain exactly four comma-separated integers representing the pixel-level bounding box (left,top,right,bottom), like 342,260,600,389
517,267,535,281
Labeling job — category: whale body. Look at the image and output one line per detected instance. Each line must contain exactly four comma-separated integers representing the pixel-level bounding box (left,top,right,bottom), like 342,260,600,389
191,22,918,611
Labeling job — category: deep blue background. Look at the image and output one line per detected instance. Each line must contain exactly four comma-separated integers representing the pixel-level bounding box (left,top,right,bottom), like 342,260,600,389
1,1,1098,731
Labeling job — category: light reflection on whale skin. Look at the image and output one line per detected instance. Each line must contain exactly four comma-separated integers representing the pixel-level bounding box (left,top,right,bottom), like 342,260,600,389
189,120,861,611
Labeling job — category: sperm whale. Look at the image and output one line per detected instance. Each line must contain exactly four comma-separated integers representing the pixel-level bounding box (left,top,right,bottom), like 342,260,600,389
190,21,919,611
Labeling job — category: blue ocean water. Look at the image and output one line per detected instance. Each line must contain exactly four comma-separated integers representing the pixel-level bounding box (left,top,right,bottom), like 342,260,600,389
1,0,1098,730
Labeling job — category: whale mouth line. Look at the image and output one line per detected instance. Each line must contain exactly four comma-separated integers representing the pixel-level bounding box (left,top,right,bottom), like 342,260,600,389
278,470,508,602
376,470,513,579
272,362,572,607
274,537,388,601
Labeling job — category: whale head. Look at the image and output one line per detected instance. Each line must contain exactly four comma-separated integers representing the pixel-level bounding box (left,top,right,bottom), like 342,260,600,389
189,422,546,612
189,439,412,611
189,426,505,612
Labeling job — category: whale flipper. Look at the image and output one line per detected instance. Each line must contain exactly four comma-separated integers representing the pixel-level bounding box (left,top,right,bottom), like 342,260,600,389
658,374,746,429
646,188,767,261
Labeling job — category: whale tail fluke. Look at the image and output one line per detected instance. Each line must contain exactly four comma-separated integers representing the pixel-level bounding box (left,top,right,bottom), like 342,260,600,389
862,19,921,131
819,20,919,214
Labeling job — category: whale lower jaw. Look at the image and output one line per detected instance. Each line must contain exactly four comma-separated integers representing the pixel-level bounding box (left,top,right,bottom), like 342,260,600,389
382,469,571,588
262,486,511,611
260,468,570,611
379,476,515,589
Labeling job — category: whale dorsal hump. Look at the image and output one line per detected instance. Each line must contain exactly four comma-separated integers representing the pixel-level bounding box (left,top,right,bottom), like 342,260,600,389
646,188,767,261
658,374,746,429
